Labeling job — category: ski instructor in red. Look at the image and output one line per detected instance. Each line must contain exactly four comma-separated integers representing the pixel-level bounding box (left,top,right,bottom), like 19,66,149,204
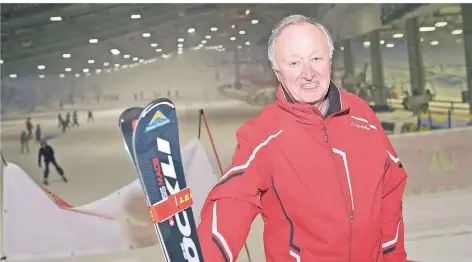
198,14,408,262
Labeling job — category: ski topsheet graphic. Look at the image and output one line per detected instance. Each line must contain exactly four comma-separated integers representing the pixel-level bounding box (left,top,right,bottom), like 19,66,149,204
119,107,143,164
132,98,204,262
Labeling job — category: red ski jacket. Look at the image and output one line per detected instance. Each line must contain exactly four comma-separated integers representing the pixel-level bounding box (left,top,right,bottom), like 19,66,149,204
197,83,408,262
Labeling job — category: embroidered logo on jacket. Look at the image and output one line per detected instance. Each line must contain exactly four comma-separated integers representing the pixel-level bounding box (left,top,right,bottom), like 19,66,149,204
350,116,377,131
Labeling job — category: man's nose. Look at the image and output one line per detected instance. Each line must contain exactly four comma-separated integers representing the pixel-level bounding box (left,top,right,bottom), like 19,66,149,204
300,62,315,80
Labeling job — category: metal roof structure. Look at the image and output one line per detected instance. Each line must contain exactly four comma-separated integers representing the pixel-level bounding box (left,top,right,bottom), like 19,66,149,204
374,4,464,49
1,3,323,79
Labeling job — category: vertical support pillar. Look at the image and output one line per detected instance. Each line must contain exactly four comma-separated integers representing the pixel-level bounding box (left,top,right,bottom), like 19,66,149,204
406,17,425,95
342,39,356,76
233,46,242,90
461,4,472,113
369,30,386,104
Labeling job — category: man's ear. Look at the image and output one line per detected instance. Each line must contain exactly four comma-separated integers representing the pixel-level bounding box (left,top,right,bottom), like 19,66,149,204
273,68,281,82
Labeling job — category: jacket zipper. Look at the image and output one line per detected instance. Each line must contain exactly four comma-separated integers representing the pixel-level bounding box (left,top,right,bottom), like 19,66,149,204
321,122,353,262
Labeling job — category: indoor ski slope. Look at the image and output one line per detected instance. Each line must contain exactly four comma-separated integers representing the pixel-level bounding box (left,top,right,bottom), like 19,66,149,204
1,100,471,262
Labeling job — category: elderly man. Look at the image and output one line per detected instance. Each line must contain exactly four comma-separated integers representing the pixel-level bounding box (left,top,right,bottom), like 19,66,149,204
197,15,407,262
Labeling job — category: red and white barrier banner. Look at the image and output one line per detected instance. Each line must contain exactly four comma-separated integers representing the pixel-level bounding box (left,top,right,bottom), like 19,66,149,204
389,127,472,195
2,138,218,261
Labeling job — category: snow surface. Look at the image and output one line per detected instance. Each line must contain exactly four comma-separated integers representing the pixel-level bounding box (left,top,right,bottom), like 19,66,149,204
1,101,471,262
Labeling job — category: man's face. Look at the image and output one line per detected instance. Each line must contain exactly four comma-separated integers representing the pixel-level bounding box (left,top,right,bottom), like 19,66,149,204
273,22,331,104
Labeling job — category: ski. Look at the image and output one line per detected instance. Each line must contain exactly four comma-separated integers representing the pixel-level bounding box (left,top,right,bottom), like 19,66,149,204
132,98,204,262
119,107,143,164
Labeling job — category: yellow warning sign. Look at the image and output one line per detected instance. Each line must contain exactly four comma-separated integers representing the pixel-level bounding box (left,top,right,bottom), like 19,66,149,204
429,148,454,173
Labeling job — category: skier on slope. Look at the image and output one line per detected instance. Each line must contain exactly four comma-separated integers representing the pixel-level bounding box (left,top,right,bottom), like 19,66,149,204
38,140,68,185
197,15,408,262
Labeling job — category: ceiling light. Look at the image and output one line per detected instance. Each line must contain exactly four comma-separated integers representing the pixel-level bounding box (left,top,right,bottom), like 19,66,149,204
142,32,151,38
231,24,235,29
205,35,211,39
201,40,207,44
340,46,345,51
452,29,463,35
237,45,242,49
178,38,184,42
151,43,158,47
363,41,371,47
62,53,71,58
230,36,236,41
96,69,101,73
132,57,138,61
65,68,71,72
245,9,251,16
177,43,183,48
110,49,120,55
156,48,162,52
188,28,195,33
130,14,141,19
392,33,403,38
218,45,223,49
435,21,447,27
211,27,217,32
59,74,65,78
9,74,17,78
75,73,80,78
103,62,110,66
88,60,95,64
178,47,183,51
380,40,385,44
89,38,98,44
114,64,120,68
139,59,144,63
37,65,45,70
386,43,395,48
0,60,3,64
83,68,89,73
49,16,62,22
420,38,424,42
178,50,183,55
239,30,246,35
124,54,130,59
430,40,439,46
39,75,45,79
251,19,259,24
419,26,435,32
245,41,250,46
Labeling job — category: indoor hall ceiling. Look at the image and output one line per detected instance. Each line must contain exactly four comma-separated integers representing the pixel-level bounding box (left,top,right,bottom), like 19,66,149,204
372,4,465,49
0,3,323,79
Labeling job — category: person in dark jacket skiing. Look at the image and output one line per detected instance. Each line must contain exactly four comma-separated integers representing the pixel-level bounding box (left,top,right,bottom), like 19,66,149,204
38,140,68,185
197,15,408,262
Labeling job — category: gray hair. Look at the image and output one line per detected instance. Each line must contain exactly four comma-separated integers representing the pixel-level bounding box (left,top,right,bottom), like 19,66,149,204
268,14,334,69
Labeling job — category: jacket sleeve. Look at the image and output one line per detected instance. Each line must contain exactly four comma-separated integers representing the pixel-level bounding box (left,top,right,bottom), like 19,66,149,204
197,124,272,262
381,139,407,261
367,108,408,261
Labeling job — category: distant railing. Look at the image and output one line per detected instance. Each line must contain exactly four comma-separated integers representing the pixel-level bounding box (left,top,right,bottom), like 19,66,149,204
388,98,470,114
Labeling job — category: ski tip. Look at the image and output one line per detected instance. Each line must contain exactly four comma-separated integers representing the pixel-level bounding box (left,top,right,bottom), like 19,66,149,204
144,98,175,108
118,107,144,127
